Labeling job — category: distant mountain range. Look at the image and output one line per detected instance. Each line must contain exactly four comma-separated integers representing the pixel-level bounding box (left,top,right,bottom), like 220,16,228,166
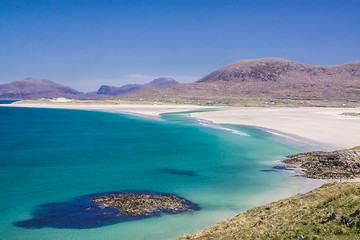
0,77,179,100
97,78,179,96
117,57,360,102
1,58,359,102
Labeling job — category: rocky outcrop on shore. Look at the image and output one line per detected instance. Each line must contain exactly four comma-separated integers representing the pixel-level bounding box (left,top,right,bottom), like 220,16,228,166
282,147,360,179
91,193,195,216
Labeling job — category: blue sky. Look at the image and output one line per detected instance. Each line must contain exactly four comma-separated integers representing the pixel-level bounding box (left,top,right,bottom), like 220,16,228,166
1,0,359,91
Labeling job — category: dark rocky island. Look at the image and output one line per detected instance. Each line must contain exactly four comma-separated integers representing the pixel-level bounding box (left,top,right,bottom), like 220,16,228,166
282,146,360,179
91,193,195,216
14,191,199,229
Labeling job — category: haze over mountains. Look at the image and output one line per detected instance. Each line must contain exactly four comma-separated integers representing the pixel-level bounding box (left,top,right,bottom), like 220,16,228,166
1,58,359,102
0,77,178,100
97,78,178,96
118,58,360,102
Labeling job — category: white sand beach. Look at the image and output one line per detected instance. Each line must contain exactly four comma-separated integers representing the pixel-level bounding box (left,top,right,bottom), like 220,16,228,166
4,103,360,150
192,107,360,150
7,103,208,116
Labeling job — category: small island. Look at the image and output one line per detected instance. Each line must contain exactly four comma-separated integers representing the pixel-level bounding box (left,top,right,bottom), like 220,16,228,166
91,193,196,216
14,191,199,229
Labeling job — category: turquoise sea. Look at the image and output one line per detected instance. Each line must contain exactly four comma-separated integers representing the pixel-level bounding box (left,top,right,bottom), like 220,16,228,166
0,106,320,240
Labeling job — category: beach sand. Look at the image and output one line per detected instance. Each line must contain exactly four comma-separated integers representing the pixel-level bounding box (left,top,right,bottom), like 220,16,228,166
4,103,360,150
192,107,360,150
6,103,209,116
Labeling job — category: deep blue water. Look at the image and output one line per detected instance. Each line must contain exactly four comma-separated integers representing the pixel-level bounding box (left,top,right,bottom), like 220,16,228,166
0,100,18,104
0,106,317,239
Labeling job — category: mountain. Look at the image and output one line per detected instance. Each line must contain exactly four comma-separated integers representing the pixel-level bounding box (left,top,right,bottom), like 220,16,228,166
96,77,179,96
117,58,360,102
197,57,360,84
2,58,360,103
0,78,84,100
0,77,179,100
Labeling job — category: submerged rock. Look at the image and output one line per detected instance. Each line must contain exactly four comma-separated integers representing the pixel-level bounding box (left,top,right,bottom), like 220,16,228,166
272,165,297,171
159,168,199,176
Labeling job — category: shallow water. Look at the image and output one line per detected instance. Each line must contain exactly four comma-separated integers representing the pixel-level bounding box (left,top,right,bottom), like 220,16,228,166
0,107,320,239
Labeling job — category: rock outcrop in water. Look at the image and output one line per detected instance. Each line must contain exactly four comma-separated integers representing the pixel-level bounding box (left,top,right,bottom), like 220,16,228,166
13,191,199,229
282,147,360,179
92,193,193,216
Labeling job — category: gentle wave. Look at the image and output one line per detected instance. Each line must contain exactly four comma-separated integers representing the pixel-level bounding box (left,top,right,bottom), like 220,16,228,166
198,121,249,136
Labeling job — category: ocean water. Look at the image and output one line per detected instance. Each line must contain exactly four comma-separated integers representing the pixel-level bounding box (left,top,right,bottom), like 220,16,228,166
0,100,18,104
0,106,319,240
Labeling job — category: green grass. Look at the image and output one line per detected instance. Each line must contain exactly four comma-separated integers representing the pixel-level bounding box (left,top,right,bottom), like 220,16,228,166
176,182,360,240
342,112,360,116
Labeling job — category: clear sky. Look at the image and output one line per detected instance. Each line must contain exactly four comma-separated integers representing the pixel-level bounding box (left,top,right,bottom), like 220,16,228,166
1,0,359,91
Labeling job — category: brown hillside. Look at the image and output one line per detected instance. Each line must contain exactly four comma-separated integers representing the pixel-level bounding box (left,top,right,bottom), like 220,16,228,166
116,58,360,103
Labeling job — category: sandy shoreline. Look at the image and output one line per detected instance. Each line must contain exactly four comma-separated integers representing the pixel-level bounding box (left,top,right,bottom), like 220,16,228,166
4,103,360,150
191,107,360,150
4,103,211,116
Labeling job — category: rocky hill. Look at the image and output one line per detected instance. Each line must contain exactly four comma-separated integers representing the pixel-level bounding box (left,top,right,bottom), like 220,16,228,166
3,58,360,104
117,58,360,103
197,57,360,84
97,77,178,96
0,78,91,100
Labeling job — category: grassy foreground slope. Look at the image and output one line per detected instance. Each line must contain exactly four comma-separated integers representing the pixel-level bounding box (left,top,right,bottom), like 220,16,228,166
177,182,360,240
